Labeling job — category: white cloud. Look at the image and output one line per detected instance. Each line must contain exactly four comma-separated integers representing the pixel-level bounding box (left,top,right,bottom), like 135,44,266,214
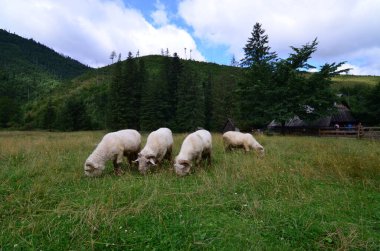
0,0,205,67
178,0,380,75
151,0,169,26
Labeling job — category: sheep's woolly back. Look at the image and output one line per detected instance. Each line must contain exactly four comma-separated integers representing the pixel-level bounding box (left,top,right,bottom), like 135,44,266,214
139,128,173,160
84,129,141,175
223,131,264,152
176,130,212,162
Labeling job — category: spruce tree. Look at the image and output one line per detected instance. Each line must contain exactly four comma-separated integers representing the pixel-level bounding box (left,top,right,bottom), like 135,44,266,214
107,57,123,130
176,63,205,132
238,22,277,129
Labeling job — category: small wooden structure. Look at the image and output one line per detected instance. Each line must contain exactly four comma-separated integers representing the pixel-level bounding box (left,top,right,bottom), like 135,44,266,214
222,118,239,133
267,104,357,135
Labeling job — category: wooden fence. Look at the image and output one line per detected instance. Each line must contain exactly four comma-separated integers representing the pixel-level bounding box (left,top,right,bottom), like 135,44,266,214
267,125,380,139
318,126,380,139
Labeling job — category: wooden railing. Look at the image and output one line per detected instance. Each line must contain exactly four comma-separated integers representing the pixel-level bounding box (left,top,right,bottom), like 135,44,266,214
319,126,380,139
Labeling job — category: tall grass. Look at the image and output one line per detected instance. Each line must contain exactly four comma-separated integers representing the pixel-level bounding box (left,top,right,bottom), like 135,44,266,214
0,131,379,250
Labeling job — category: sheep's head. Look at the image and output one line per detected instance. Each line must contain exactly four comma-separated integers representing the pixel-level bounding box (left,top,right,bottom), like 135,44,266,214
133,154,156,175
84,162,103,177
174,159,191,176
255,145,265,157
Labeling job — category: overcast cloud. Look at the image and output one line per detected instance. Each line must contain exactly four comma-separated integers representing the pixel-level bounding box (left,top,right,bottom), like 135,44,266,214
0,0,204,67
179,0,380,75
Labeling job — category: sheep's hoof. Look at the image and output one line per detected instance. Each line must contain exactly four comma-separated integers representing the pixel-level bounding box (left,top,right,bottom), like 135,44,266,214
114,168,124,176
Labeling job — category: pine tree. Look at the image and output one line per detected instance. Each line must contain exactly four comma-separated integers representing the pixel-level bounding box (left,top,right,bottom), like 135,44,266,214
121,52,140,129
107,57,123,130
167,52,182,126
240,23,277,68
175,63,205,132
238,22,277,129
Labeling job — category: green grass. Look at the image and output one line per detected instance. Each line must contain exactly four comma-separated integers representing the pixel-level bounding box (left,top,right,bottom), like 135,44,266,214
1,131,379,250
332,74,380,88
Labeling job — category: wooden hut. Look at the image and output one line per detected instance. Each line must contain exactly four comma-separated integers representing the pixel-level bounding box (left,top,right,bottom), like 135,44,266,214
222,118,239,133
268,104,356,134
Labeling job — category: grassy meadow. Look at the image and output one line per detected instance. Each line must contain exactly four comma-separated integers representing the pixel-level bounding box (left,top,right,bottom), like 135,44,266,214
0,131,379,250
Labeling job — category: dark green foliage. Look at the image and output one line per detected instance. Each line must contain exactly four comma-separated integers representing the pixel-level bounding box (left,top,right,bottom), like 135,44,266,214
238,23,277,129
0,29,89,80
2,27,379,131
175,63,205,132
365,82,380,125
240,23,277,68
107,58,124,130
238,25,350,129
122,52,141,130
41,99,56,130
56,96,91,131
341,82,380,126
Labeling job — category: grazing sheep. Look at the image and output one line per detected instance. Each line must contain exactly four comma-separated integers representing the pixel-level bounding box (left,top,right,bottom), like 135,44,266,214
134,128,173,175
223,131,264,156
84,129,141,177
174,129,212,176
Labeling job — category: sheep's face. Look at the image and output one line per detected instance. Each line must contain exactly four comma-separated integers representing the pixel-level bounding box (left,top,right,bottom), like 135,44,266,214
134,155,156,175
174,160,191,176
255,146,265,157
84,162,103,177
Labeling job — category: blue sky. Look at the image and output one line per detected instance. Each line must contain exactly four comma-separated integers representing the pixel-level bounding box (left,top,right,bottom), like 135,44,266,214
1,0,379,75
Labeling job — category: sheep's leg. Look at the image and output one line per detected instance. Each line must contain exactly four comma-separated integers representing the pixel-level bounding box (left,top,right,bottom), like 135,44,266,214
113,154,124,176
224,144,232,152
204,151,211,166
126,151,138,166
195,154,202,167
165,145,172,161
244,143,250,152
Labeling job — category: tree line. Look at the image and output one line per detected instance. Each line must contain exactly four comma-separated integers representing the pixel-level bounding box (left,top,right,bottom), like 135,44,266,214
1,24,380,131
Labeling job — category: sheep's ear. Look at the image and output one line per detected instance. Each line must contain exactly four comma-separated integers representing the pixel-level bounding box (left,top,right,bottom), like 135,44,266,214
179,160,191,166
85,163,95,171
132,158,140,163
149,158,156,166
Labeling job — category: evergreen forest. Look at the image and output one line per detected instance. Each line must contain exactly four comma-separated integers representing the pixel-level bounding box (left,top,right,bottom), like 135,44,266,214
1,27,380,132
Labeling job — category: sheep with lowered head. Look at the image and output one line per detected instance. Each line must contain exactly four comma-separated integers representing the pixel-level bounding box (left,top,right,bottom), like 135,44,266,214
134,128,173,175
84,129,141,177
222,131,264,156
174,129,212,176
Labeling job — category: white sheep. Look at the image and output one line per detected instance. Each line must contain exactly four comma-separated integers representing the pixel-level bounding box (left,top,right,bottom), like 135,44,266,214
222,131,264,156
84,129,141,177
134,128,173,175
174,129,212,176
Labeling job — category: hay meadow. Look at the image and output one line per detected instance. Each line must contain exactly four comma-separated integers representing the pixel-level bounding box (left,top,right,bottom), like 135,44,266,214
0,131,379,250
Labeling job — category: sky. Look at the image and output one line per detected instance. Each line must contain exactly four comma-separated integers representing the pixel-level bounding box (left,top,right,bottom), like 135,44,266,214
0,0,379,75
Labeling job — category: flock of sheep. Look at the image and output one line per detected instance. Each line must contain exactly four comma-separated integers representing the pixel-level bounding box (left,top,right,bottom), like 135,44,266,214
84,128,265,177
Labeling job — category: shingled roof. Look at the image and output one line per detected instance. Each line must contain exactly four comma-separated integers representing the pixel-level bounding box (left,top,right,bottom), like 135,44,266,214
268,104,356,128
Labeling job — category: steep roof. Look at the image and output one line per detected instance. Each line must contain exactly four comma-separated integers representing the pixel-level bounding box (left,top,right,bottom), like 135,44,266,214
268,104,356,128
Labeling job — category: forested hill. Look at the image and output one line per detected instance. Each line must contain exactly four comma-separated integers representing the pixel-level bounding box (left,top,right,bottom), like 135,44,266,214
0,29,90,79
0,29,91,128
22,54,245,131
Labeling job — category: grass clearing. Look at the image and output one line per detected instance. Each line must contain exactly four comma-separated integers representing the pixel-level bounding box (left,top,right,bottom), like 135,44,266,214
0,131,379,250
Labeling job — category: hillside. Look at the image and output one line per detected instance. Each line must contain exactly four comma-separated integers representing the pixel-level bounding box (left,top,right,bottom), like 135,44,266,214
24,55,244,131
0,29,91,127
0,29,90,79
1,29,379,130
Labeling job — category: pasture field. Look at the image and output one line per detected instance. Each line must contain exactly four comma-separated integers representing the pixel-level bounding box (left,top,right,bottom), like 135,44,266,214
0,131,379,250
332,74,380,88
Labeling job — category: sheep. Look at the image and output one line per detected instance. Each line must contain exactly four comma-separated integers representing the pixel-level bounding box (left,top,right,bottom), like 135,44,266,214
174,129,212,176
84,129,141,177
222,131,264,156
134,128,173,175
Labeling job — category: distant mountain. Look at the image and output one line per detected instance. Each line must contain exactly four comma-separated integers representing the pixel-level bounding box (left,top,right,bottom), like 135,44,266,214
0,29,91,127
0,29,91,80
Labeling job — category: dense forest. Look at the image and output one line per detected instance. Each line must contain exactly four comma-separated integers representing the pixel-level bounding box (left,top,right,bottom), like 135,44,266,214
0,27,379,131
